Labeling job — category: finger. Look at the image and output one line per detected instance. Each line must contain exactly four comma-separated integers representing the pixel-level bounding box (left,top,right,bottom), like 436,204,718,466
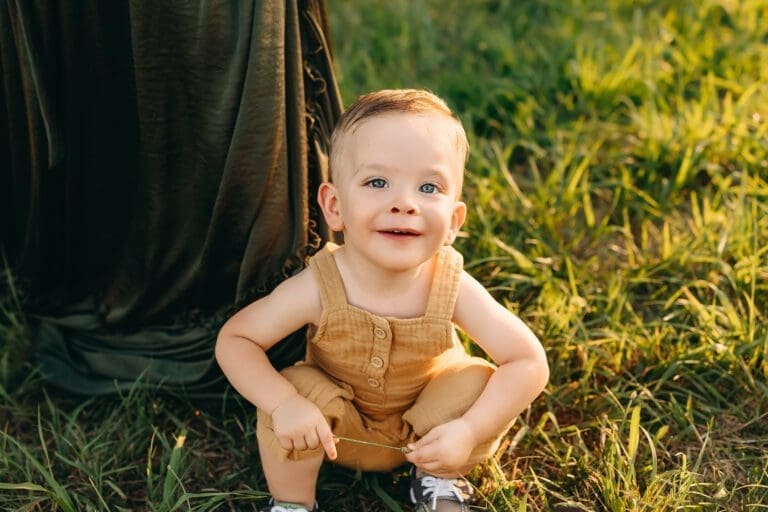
406,445,424,463
406,447,434,466
317,423,337,460
420,460,446,474
292,437,308,452
407,439,426,452
278,436,293,451
304,431,320,450
416,445,444,466
407,437,437,460
407,429,439,451
412,459,443,475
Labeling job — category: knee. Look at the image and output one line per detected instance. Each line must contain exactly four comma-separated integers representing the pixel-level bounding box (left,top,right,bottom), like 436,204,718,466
427,359,495,406
404,360,495,436
448,361,494,393
280,364,354,408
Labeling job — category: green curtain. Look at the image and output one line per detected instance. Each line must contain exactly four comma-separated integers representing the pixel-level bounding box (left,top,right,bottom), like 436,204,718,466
0,0,342,394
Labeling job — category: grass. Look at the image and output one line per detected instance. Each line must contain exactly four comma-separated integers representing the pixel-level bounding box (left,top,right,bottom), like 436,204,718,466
2,0,768,510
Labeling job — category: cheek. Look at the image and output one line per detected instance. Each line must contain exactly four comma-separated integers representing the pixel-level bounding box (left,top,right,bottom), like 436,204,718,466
339,200,372,226
438,204,458,225
350,195,382,214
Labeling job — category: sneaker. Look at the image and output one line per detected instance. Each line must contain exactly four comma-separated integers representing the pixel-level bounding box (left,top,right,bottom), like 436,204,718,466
259,498,318,512
409,466,474,511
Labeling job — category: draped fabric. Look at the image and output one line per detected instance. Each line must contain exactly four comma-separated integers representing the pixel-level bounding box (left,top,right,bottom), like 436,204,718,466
0,0,342,394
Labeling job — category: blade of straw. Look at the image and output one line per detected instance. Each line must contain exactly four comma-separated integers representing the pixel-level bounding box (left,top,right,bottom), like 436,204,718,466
334,435,412,453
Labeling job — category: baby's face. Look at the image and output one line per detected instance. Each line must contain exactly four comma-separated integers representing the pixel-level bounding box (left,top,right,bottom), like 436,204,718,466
326,112,467,272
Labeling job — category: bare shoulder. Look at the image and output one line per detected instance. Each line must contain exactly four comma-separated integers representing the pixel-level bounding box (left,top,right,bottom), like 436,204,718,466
266,267,323,325
454,270,498,314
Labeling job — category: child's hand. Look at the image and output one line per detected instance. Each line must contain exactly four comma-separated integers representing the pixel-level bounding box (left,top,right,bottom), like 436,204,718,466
271,393,338,460
405,418,477,475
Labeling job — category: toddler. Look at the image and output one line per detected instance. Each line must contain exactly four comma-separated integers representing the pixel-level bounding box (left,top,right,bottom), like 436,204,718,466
216,89,549,511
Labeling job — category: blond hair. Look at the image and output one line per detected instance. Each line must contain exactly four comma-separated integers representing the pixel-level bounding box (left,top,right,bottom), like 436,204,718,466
329,89,469,183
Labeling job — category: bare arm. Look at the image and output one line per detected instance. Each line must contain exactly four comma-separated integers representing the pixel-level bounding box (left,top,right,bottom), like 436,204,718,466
215,269,337,458
215,268,319,411
452,270,549,442
406,271,548,473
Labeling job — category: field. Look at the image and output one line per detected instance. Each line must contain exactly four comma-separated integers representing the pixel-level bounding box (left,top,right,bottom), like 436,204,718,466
2,0,768,510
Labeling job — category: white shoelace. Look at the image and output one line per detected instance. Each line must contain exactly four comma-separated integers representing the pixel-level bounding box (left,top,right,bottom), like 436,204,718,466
419,475,466,509
269,504,312,512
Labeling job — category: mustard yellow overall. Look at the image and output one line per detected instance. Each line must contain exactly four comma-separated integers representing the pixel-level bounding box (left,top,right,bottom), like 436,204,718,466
257,243,511,471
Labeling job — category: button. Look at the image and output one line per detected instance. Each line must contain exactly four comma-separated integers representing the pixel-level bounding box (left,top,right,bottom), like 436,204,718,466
370,356,384,368
367,377,380,387
373,327,387,338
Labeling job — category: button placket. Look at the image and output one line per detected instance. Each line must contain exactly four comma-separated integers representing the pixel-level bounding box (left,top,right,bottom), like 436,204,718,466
367,321,391,394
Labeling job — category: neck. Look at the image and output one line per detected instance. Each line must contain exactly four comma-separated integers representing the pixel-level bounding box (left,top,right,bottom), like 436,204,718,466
334,246,436,316
342,248,428,293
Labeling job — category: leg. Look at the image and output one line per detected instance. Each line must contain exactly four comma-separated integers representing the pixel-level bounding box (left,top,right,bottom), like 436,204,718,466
258,364,408,473
404,356,499,460
257,428,323,509
403,357,510,512
255,364,352,508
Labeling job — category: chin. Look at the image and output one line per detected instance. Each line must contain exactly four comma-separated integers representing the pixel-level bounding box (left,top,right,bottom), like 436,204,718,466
377,253,433,272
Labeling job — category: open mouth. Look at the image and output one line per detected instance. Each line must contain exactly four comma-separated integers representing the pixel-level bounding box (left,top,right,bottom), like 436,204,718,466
378,229,420,238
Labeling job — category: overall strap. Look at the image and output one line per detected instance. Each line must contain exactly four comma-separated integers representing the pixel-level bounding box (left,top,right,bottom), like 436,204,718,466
424,246,464,321
308,243,348,311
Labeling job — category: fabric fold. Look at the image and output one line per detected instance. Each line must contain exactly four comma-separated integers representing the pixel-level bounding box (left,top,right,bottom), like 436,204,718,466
1,0,341,394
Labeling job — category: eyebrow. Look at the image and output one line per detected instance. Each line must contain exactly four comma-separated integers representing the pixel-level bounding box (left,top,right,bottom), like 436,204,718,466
353,162,390,175
354,162,453,182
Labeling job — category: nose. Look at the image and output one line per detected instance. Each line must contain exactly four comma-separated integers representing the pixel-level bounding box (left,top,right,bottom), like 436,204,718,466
390,204,417,214
390,194,418,215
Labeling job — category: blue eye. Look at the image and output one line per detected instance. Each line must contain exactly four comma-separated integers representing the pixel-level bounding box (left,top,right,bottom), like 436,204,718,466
366,178,388,188
419,183,439,194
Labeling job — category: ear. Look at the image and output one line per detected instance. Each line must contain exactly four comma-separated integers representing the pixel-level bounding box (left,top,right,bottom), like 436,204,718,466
318,182,344,232
445,200,467,245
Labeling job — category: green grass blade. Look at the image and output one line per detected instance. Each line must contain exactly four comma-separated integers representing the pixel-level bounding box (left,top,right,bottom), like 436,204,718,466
0,432,76,512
